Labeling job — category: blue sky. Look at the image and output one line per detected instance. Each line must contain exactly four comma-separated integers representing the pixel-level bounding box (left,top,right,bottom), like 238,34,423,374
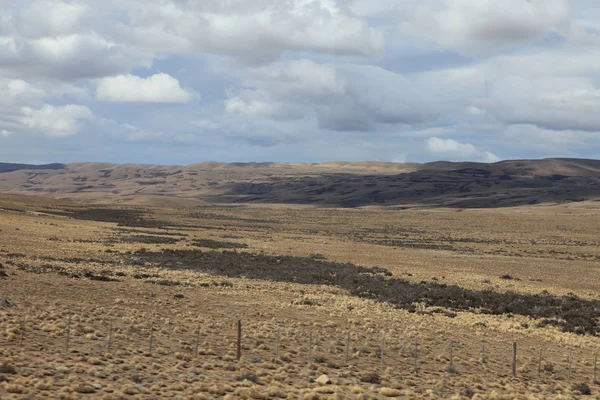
0,0,599,165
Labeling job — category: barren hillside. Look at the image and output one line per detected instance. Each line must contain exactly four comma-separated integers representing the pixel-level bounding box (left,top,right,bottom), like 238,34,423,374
0,158,598,208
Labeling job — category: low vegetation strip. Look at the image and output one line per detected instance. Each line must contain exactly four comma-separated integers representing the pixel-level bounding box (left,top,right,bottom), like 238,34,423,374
127,249,600,336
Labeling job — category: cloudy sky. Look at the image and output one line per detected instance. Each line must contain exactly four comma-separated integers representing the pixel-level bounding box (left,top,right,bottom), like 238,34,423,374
0,0,598,165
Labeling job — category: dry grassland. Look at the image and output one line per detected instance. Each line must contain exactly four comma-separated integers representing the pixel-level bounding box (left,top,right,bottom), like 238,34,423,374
1,196,600,399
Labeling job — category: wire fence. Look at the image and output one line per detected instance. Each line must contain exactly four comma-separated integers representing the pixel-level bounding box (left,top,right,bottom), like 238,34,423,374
2,310,599,388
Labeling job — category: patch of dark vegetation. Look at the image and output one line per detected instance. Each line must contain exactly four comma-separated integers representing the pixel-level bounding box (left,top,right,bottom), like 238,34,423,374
113,235,181,245
4,253,26,259
133,273,161,279
151,279,189,287
126,249,600,336
191,239,248,249
190,211,276,224
308,253,326,260
500,274,521,281
0,299,14,308
0,263,7,278
292,297,321,306
198,280,235,288
114,228,189,237
0,363,16,374
15,262,121,282
360,373,381,384
572,383,592,396
82,270,120,282
45,208,173,229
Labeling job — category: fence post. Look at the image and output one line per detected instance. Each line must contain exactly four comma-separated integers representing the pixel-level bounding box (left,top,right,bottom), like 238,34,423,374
148,322,154,355
308,331,313,362
568,351,572,380
380,332,385,371
276,327,281,361
107,322,113,351
538,348,543,377
236,319,242,362
19,319,25,347
345,330,351,365
481,339,486,364
194,326,201,357
594,353,598,384
450,341,454,368
65,315,71,353
414,339,419,374
512,342,517,377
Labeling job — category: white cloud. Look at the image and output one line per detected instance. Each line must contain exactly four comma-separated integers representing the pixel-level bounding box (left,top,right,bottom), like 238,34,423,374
0,0,384,82
404,0,570,53
426,137,500,162
16,0,90,38
20,104,93,137
96,73,196,103
225,60,440,131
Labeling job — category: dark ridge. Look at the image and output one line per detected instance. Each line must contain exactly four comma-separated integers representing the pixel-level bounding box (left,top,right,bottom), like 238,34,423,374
0,163,65,173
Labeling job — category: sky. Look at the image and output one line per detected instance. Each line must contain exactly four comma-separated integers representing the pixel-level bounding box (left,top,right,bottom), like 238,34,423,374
0,0,599,165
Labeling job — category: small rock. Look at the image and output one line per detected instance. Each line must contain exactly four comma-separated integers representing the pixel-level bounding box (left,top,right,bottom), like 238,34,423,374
316,374,332,385
74,384,96,394
91,383,104,389
56,366,70,373
0,298,13,307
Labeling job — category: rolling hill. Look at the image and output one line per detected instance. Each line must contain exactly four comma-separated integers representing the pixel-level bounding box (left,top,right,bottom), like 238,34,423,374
0,158,599,208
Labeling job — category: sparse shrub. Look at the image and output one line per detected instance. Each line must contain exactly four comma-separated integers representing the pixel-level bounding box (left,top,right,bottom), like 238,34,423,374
572,383,592,396
543,362,555,373
360,373,381,384
445,365,459,374
236,372,259,383
0,363,16,374
293,297,321,306
462,387,476,398
192,239,248,249
314,356,328,364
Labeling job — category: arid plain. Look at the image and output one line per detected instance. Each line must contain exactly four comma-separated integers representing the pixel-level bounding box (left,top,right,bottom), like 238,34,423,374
2,160,600,399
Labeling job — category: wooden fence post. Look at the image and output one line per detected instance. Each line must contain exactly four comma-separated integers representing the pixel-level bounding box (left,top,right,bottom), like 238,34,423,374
308,331,313,362
568,351,572,380
512,342,517,377
107,322,113,351
594,353,598,384
19,319,25,347
194,326,201,356
450,341,454,368
276,327,281,360
414,339,419,374
380,332,385,371
148,322,154,355
65,315,71,353
481,340,486,364
236,319,242,361
345,330,351,365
